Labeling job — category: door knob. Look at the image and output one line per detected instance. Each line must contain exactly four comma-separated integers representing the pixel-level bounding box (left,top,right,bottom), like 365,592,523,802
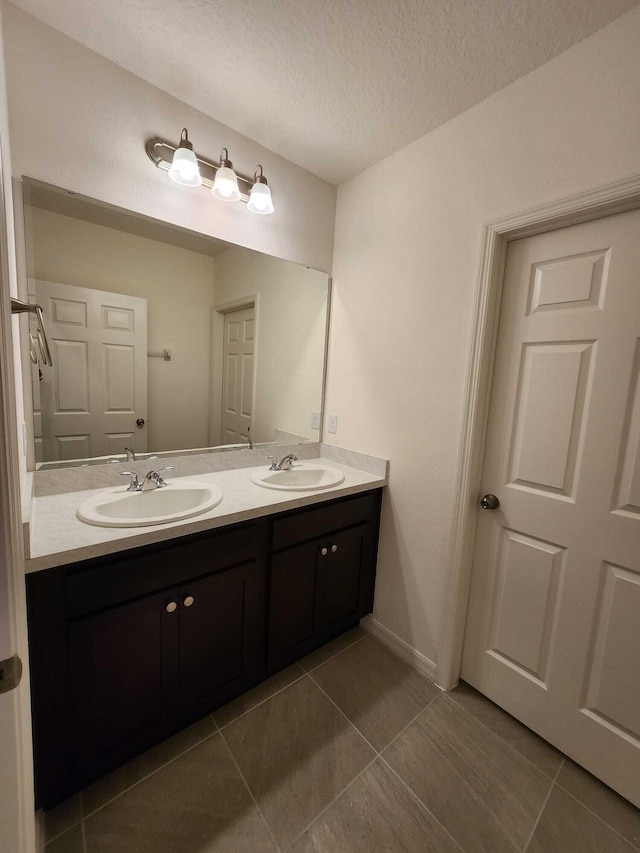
136,418,145,427
480,494,500,510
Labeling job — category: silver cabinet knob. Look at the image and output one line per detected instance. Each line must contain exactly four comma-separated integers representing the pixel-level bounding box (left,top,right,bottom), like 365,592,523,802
331,544,338,553
183,595,194,607
320,547,328,556
166,601,177,613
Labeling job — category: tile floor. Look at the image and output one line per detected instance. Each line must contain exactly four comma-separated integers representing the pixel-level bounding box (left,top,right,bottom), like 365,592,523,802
44,627,640,852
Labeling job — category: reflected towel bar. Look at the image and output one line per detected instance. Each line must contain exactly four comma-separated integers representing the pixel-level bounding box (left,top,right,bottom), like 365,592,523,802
147,349,172,361
10,298,53,366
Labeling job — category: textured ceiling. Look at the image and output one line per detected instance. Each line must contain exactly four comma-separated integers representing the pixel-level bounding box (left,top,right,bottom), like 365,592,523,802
10,0,640,184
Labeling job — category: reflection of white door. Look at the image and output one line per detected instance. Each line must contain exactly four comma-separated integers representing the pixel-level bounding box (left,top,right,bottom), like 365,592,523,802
462,209,640,806
221,305,254,444
26,280,43,462
35,280,148,461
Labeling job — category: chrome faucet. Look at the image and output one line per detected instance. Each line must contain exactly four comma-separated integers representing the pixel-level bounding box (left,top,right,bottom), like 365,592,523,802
242,431,254,450
119,467,173,492
266,453,297,471
124,446,136,462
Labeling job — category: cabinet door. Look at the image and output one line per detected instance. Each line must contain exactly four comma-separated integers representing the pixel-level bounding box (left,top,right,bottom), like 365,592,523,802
269,539,321,667
69,589,176,781
268,523,377,671
178,559,266,717
317,524,373,635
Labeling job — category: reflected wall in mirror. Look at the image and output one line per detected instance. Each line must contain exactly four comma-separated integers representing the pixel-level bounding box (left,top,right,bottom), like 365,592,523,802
21,180,329,468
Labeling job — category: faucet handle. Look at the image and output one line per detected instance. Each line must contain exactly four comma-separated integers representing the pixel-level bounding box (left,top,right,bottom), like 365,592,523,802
154,466,174,486
266,456,279,470
119,471,140,492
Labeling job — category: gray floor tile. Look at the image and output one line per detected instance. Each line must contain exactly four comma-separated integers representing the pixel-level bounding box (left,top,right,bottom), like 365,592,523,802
383,695,551,852
223,675,374,848
290,758,462,852
82,714,215,815
311,636,439,751
447,681,563,778
299,625,368,671
44,794,82,842
84,733,275,853
556,760,640,849
45,824,84,853
528,785,636,852
214,663,305,728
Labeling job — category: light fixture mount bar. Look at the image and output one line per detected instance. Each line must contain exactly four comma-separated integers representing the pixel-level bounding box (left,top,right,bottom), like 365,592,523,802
146,137,256,202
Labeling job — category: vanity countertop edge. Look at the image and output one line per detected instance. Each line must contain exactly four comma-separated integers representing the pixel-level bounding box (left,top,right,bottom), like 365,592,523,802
25,456,387,573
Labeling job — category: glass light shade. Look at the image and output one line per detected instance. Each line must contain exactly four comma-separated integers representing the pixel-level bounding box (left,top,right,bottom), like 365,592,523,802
211,165,241,201
168,146,202,187
247,181,275,214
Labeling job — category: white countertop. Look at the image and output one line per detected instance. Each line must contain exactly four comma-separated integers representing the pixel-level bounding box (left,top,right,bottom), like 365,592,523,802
26,458,386,573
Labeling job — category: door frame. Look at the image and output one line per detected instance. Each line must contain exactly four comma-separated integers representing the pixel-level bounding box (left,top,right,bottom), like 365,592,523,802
0,133,36,853
436,172,640,691
209,294,259,447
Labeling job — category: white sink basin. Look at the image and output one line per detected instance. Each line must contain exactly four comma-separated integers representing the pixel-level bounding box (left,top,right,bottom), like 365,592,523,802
250,463,345,491
77,480,223,527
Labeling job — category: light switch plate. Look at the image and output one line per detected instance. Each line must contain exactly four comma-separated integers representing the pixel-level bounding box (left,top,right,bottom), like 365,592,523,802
327,414,338,434
311,411,321,430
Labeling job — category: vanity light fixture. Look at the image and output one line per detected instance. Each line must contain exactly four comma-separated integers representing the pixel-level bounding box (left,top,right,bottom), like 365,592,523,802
247,165,275,215
211,148,241,202
146,131,275,214
167,129,202,187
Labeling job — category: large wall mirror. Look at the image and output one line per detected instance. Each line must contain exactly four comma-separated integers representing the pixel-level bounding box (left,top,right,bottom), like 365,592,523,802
20,179,330,469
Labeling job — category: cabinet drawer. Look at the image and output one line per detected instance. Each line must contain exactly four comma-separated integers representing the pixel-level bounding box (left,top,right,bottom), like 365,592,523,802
272,491,379,550
67,523,262,618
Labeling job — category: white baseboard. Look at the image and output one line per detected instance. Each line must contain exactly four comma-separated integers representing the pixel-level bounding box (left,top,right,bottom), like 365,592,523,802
361,616,438,684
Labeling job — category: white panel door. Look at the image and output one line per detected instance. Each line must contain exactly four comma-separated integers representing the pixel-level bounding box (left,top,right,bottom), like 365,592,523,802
221,305,254,444
35,280,147,461
462,209,640,806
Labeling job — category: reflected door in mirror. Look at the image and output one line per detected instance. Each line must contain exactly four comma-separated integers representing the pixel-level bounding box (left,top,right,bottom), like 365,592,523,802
35,279,148,461
221,305,255,444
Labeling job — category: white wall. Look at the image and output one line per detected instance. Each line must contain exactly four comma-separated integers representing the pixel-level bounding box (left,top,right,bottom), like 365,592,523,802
25,206,217,453
214,245,328,443
1,1,336,274
326,7,640,668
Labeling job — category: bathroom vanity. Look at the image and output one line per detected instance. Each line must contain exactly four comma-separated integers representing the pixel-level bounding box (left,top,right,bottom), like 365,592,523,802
14,180,388,811
24,457,385,809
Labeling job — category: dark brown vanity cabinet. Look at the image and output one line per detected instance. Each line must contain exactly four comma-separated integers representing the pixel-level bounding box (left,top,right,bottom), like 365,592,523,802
268,492,380,670
28,520,267,808
67,558,265,785
27,488,382,809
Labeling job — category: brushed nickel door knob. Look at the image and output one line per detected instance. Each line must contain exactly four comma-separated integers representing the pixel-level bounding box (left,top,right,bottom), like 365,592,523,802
480,494,500,510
